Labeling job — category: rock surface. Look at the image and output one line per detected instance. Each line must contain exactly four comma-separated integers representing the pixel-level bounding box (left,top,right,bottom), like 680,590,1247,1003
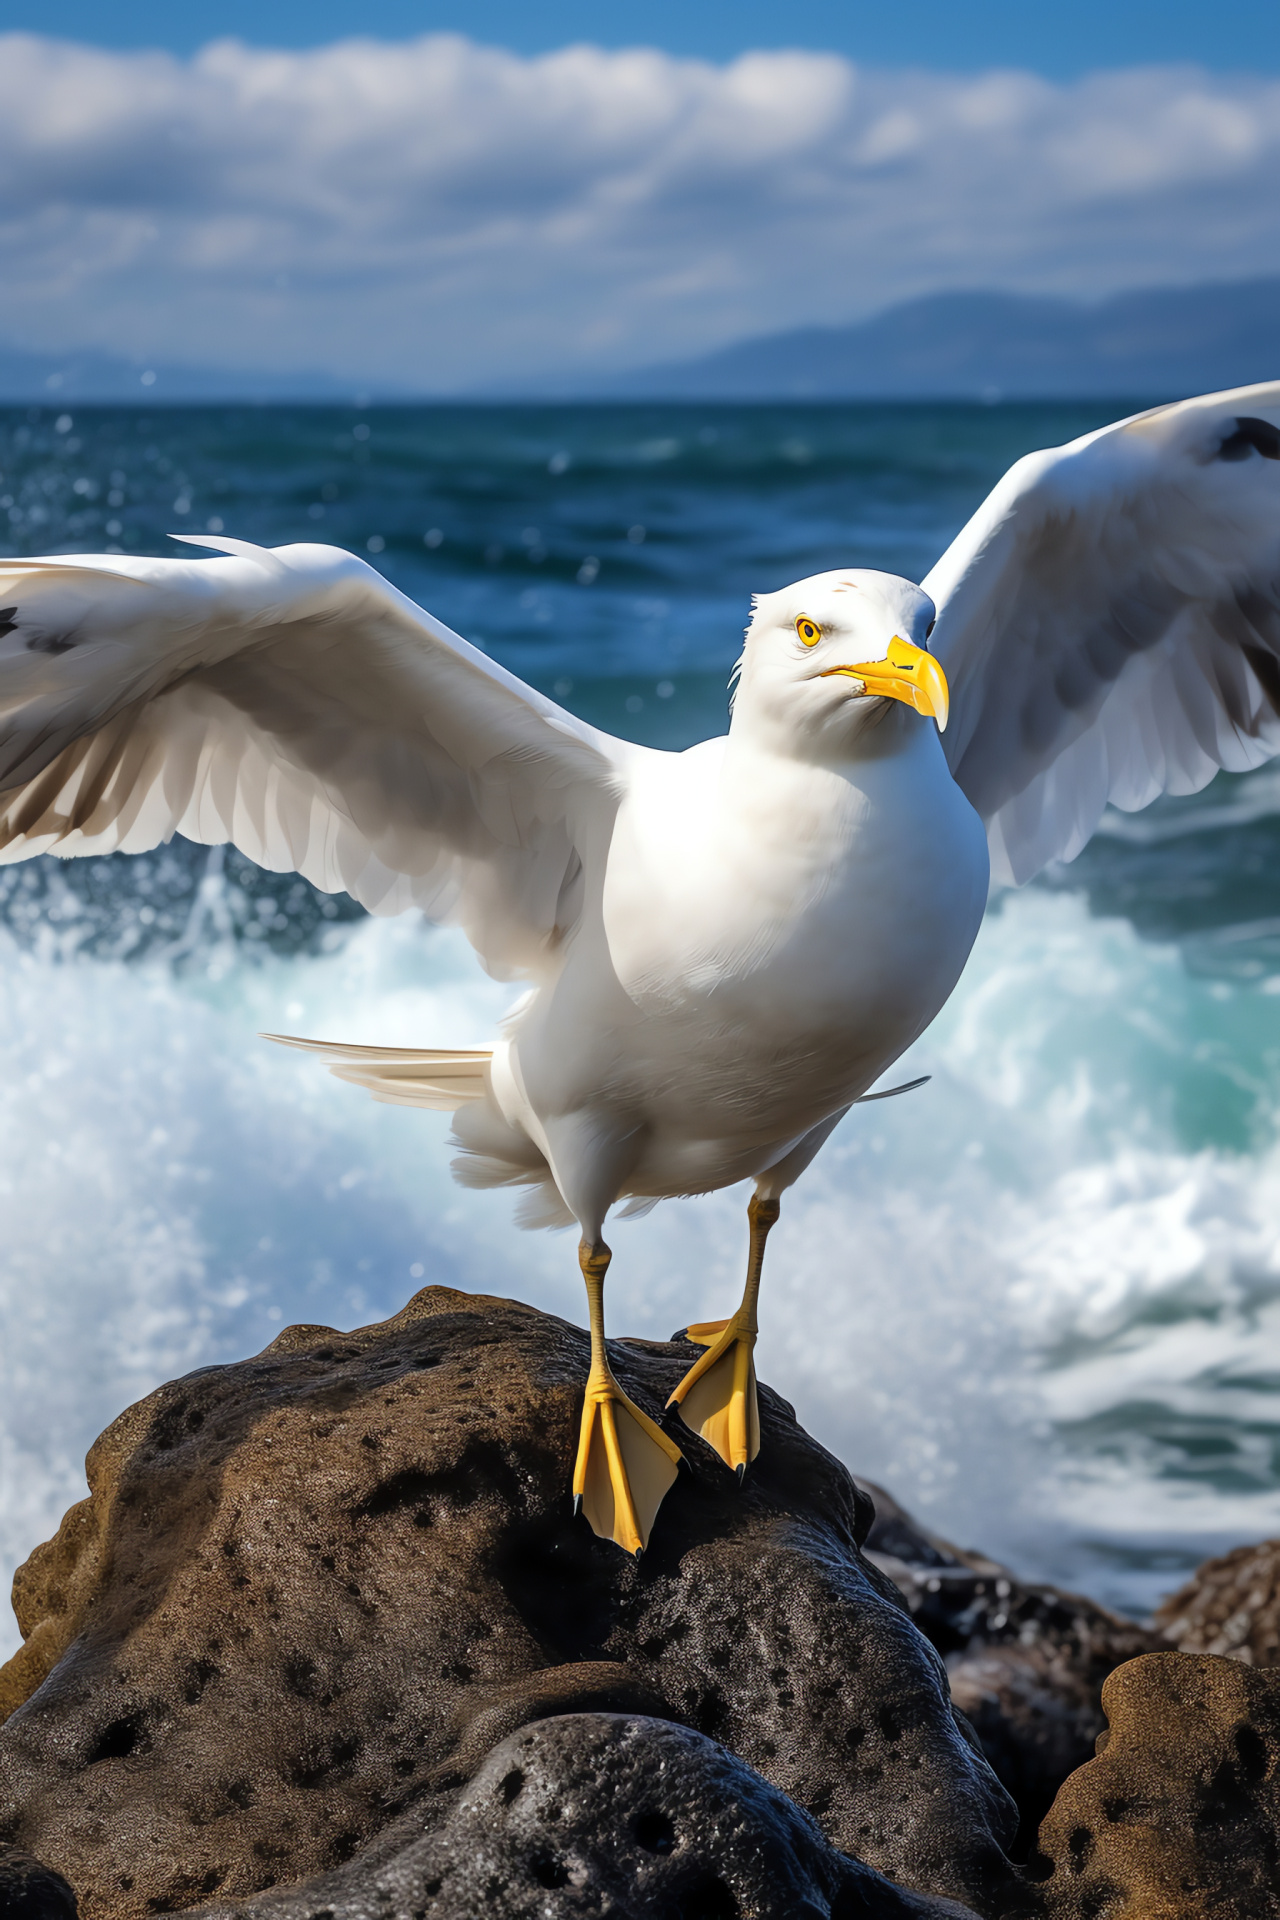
217,1712,981,1920
1155,1537,1280,1667
0,1287,1019,1920
1032,1651,1280,1918
860,1484,1164,1850
9,1284,1280,1920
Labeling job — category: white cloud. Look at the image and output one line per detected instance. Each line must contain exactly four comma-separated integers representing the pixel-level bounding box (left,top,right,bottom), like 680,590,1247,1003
0,32,1278,386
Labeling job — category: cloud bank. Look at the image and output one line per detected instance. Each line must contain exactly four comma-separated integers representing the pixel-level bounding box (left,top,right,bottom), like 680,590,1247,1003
2,32,1280,388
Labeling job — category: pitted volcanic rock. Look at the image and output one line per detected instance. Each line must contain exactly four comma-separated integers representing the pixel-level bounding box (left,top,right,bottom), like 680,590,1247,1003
205,1713,984,1920
1033,1650,1280,1918
0,1286,1020,1920
1155,1536,1280,1667
860,1481,1165,1851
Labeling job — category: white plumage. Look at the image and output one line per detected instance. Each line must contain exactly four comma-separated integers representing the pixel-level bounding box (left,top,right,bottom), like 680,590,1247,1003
2,382,1278,1552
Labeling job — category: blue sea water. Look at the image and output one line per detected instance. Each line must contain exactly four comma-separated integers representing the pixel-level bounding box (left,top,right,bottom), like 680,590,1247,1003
3,397,1280,1653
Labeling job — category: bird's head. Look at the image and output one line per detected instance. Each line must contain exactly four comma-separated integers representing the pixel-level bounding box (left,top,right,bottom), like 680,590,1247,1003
731,569,948,754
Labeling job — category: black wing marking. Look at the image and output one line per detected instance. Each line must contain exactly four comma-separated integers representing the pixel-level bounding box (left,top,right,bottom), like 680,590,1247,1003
0,598,77,653
1217,417,1280,462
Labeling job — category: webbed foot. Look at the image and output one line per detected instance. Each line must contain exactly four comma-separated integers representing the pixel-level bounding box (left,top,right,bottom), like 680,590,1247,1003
573,1369,683,1555
666,1313,760,1475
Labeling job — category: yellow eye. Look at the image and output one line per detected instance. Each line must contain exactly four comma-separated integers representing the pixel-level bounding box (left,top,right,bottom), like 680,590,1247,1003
795,616,821,647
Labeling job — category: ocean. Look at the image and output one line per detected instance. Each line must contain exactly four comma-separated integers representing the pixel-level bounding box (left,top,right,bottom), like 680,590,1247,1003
2,397,1279,1656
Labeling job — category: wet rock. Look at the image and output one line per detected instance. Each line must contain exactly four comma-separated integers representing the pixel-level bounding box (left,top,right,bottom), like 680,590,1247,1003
1033,1650,1280,1918
215,1713,982,1920
0,1287,1020,1920
0,1849,77,1920
860,1482,1164,1850
1155,1537,1280,1666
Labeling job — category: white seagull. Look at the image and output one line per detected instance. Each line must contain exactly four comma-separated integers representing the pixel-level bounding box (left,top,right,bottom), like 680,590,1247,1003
2,384,1279,1555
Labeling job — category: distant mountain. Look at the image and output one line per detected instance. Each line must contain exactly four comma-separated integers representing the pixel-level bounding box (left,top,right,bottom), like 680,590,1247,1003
4,278,1278,405
606,280,1280,401
0,344,394,405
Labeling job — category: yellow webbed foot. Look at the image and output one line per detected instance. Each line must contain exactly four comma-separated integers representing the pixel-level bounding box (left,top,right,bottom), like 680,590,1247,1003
666,1314,760,1477
573,1372,683,1556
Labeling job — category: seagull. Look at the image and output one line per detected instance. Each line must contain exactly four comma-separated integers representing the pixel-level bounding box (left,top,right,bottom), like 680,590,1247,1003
1,383,1278,1556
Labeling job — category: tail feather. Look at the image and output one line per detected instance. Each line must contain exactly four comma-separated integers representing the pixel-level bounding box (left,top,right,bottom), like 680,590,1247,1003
262,1033,492,1112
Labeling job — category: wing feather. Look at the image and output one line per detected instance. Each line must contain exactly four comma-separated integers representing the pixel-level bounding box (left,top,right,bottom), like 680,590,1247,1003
0,541,630,977
924,384,1280,883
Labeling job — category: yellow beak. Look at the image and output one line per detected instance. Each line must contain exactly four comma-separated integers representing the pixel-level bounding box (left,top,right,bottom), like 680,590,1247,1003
822,633,949,732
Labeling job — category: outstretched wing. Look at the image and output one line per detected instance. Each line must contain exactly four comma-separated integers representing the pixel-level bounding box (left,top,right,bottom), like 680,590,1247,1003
0,538,629,978
923,384,1280,884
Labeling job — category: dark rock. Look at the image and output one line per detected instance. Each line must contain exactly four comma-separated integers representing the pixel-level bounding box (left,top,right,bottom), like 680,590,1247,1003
0,1287,1020,1920
0,1849,77,1920
859,1483,1164,1852
212,1712,981,1920
1154,1537,1280,1666
1032,1650,1280,1918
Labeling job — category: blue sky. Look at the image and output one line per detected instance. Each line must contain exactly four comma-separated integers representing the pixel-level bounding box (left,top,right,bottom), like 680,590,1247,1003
1,7,1279,387
9,1,1280,75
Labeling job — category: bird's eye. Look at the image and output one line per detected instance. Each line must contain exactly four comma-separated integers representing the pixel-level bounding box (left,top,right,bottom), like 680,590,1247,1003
795,617,821,647
925,618,936,639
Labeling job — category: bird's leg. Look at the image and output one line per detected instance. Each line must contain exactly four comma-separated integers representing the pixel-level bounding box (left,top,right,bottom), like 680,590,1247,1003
666,1191,781,1478
572,1238,684,1557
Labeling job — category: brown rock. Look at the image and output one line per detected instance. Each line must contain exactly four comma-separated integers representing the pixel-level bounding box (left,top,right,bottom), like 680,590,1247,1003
1155,1538,1280,1666
860,1482,1164,1851
0,1286,1020,1920
1033,1650,1280,1918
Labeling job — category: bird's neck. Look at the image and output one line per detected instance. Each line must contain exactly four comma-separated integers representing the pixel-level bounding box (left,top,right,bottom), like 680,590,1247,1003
727,688,929,778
